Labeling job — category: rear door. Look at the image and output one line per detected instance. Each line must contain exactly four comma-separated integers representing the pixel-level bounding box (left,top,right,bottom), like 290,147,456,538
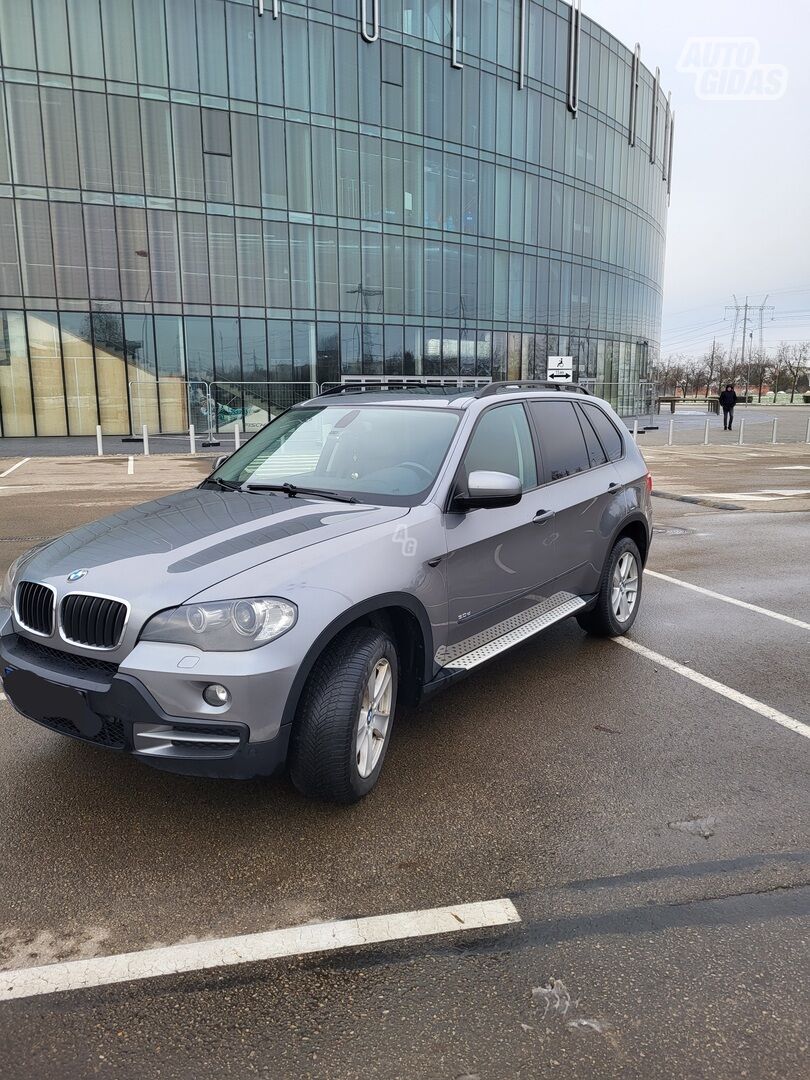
527,399,628,598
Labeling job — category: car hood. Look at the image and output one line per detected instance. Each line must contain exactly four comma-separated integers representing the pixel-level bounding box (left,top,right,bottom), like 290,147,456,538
19,488,409,608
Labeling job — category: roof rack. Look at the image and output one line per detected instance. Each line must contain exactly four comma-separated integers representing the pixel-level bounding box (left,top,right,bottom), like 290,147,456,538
475,380,590,398
318,377,488,398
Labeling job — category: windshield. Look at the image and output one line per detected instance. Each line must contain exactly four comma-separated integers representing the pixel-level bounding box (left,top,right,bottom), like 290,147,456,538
212,405,461,506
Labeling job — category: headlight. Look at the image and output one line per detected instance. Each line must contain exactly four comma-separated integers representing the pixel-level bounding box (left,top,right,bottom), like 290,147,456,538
140,598,297,651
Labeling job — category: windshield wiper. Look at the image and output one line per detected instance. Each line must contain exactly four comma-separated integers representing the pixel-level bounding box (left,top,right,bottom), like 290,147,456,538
203,477,242,492
242,482,358,504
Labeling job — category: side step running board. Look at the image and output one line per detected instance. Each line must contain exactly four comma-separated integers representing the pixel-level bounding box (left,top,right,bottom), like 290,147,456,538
436,593,587,673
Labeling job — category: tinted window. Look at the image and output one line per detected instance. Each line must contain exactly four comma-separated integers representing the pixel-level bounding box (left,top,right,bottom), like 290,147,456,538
581,403,624,461
530,401,590,482
574,404,607,468
463,403,538,489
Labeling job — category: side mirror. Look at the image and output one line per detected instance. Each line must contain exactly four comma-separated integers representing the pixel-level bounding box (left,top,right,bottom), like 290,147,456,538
452,470,522,512
214,453,231,470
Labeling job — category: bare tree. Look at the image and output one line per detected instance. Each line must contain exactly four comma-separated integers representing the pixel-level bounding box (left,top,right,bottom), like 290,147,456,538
782,342,809,403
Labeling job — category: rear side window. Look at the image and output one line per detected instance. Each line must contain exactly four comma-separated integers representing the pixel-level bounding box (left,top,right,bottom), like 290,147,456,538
529,401,590,482
580,403,624,461
463,403,538,489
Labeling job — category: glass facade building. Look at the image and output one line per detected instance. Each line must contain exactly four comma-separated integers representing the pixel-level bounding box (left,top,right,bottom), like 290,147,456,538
0,0,671,436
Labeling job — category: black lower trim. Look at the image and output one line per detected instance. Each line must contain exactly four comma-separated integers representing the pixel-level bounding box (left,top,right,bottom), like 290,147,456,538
1,651,289,780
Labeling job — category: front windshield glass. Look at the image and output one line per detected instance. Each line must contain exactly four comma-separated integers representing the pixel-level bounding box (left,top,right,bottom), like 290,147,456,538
213,405,461,506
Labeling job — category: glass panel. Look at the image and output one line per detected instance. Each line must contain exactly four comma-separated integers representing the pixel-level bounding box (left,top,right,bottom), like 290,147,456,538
93,311,129,434
227,2,256,100
310,23,335,115
165,0,198,91
259,118,287,209
178,213,210,304
124,312,159,433
0,4,36,69
154,315,187,431
311,128,337,216
0,311,35,436
172,104,205,199
0,200,22,296
6,84,46,186
197,0,228,96
33,0,70,73
185,316,214,382
134,0,168,86
236,217,264,307
207,216,238,305
232,114,261,207
17,200,56,297
241,318,267,382
101,0,137,83
283,16,310,111
289,224,315,309
59,313,97,434
109,96,144,193
68,0,105,78
286,125,312,214
213,316,240,381
263,221,291,308
334,29,358,120
314,227,339,311
40,87,79,188
268,319,293,381
142,99,175,197
116,205,150,301
76,93,113,191
256,4,284,105
51,202,88,298
84,203,120,300
147,209,181,303
315,321,339,386
292,320,315,383
0,87,8,185
28,311,67,434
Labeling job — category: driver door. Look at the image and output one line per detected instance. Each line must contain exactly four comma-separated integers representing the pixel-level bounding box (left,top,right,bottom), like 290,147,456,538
443,402,547,648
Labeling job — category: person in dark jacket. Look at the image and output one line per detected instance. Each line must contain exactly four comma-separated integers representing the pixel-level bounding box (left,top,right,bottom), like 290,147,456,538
719,384,738,430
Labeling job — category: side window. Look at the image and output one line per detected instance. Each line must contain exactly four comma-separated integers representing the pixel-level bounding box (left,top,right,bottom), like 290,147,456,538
574,404,608,468
529,401,590,482
462,403,538,489
581,404,624,461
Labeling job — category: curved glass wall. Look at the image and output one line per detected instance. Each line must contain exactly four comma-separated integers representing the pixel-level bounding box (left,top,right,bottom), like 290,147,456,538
0,0,670,435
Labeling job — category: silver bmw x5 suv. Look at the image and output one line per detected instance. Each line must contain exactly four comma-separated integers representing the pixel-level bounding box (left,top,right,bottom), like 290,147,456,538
1,381,652,802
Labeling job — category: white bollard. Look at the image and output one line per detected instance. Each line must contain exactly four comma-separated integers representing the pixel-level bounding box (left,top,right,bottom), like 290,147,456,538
142,424,150,456
189,424,196,454
234,428,240,450
805,415,810,443
771,418,778,445
668,418,674,446
737,418,745,445
632,418,639,440
703,417,710,445
96,424,103,457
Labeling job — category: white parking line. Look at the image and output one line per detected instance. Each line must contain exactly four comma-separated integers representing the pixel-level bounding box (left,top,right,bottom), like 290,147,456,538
615,638,810,741
0,458,30,478
0,897,520,1003
127,455,134,475
646,570,810,632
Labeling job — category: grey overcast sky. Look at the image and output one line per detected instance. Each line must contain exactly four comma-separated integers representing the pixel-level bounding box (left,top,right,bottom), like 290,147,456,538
586,0,810,360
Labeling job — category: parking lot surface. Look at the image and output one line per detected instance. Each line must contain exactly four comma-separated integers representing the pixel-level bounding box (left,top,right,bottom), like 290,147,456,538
0,447,807,1079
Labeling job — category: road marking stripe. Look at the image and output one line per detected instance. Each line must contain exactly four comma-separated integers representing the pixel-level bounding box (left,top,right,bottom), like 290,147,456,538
645,570,810,631
0,458,30,478
0,898,520,1003
0,691,5,702
614,638,810,741
127,455,134,475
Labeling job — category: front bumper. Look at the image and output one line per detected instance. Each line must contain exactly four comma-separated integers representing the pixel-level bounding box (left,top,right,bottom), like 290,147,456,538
0,633,290,779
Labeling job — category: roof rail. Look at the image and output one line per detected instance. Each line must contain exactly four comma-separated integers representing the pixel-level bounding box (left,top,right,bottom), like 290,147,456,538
475,380,590,398
317,379,486,398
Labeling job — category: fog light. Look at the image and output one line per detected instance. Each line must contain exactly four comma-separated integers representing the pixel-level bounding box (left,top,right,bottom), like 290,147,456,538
203,683,230,707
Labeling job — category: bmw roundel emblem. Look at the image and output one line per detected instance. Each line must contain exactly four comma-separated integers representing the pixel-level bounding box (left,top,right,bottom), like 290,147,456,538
66,569,88,582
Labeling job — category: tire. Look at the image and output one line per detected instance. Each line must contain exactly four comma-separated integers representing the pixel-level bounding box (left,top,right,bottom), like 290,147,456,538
289,626,399,803
576,536,643,637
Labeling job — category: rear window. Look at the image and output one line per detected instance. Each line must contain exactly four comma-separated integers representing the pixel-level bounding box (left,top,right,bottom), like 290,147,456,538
579,403,624,461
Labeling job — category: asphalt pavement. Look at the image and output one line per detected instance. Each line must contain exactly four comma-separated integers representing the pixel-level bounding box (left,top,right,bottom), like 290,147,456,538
0,448,807,1079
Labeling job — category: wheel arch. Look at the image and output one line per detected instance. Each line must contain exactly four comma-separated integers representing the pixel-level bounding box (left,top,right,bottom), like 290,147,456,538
281,593,434,728
609,513,651,565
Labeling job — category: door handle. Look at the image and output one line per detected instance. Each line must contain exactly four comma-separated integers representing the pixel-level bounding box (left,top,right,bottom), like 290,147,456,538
533,509,555,524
